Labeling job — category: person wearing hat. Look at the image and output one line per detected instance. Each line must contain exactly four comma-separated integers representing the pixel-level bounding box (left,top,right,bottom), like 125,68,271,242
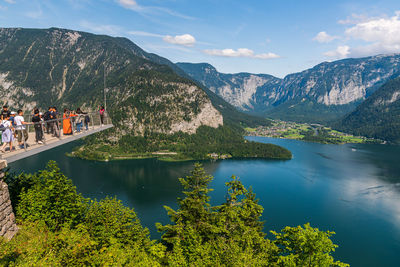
9,111,16,127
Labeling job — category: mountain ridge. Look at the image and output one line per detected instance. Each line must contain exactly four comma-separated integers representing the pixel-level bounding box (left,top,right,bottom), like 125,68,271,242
0,27,223,136
178,54,400,122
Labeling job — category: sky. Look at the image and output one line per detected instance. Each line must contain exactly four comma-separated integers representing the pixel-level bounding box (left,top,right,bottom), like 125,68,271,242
1,0,400,78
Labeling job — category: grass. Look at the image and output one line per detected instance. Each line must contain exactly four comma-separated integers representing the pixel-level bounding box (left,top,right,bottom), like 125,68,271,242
244,127,256,132
283,133,304,139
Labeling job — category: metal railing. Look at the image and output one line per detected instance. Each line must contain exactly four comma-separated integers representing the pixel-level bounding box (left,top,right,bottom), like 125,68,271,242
0,111,111,154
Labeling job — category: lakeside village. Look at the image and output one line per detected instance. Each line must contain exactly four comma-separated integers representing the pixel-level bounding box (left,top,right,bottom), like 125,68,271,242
246,120,381,145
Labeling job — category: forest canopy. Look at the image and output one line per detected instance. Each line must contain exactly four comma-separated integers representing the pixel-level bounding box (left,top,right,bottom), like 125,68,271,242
1,161,347,266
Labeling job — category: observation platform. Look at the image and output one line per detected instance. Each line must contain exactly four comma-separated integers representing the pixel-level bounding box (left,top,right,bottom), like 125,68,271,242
1,113,113,163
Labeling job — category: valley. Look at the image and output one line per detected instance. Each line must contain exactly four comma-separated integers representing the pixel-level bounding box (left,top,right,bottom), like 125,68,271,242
246,120,379,144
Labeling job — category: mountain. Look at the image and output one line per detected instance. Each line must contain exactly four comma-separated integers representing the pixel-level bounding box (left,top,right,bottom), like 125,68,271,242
176,63,282,112
336,77,400,143
0,27,223,135
178,55,400,123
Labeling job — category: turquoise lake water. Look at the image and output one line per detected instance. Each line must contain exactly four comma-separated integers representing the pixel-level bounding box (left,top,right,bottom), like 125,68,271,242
9,137,400,266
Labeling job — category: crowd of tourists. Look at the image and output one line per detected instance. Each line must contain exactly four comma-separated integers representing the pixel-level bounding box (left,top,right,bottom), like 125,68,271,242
0,105,106,153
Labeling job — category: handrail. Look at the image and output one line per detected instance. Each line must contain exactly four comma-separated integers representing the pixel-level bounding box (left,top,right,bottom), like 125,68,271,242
0,111,112,157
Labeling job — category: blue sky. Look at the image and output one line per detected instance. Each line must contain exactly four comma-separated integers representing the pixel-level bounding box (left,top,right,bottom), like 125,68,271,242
1,0,400,77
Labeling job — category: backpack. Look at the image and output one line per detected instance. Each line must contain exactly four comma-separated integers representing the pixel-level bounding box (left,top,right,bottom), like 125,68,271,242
43,111,51,121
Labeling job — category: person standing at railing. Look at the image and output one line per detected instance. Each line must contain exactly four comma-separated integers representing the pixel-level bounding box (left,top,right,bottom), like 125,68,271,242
83,110,90,131
14,109,29,149
0,114,14,153
99,106,105,126
1,105,11,119
9,111,16,127
50,107,60,137
75,108,84,132
31,108,43,144
71,109,76,132
43,107,52,134
63,109,73,135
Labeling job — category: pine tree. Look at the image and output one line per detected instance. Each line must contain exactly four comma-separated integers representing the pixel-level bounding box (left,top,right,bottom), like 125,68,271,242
156,163,214,245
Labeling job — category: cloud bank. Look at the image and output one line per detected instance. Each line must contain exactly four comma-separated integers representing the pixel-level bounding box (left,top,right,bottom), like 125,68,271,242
324,11,400,59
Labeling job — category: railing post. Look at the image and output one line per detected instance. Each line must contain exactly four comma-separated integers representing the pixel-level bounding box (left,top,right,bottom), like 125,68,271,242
41,121,47,145
71,116,75,135
57,118,62,140
91,114,94,130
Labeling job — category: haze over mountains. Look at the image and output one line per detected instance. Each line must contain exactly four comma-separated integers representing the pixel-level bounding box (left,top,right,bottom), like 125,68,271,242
178,55,400,123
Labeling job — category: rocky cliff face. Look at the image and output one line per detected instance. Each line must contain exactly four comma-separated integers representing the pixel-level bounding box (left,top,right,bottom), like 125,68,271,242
178,55,400,122
176,63,281,112
0,27,222,135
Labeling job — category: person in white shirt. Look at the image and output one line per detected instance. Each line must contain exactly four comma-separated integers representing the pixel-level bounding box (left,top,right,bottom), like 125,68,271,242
14,109,29,148
0,114,14,153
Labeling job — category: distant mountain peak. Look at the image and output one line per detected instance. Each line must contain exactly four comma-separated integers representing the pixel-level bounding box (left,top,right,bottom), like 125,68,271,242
178,54,400,122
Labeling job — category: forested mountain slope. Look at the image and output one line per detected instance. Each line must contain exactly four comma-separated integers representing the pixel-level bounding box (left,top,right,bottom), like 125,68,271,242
0,27,223,135
337,77,400,142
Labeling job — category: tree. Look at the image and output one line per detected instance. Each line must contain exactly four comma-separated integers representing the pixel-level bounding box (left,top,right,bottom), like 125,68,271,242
271,223,349,267
157,163,214,244
212,176,278,265
84,197,150,249
16,161,87,230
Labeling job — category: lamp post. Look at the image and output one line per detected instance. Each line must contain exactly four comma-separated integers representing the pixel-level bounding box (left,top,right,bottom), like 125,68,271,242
104,63,107,111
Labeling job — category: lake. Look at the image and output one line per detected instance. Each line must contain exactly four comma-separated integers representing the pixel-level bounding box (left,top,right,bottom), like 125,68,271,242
9,137,400,267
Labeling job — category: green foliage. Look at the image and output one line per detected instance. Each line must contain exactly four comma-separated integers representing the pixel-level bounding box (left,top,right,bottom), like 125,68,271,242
157,163,214,248
16,161,87,230
84,197,150,248
272,223,349,267
74,125,292,161
336,76,400,143
157,164,345,266
1,162,347,266
0,222,160,266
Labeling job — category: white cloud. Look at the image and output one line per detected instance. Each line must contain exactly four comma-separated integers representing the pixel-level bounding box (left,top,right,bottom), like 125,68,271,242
313,31,338,43
324,45,350,59
117,0,141,11
128,30,163,38
203,48,280,59
115,0,194,20
323,11,400,59
4,0,16,4
79,20,122,36
163,34,196,47
344,11,400,56
338,13,371,25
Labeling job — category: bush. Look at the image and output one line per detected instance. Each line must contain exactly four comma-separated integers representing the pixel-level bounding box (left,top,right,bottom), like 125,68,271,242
16,161,88,230
84,197,150,248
